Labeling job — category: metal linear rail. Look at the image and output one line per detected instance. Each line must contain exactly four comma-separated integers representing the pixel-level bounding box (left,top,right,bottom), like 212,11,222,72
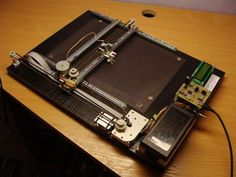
137,31,176,51
74,88,123,119
92,11,176,51
66,20,120,63
75,27,138,85
75,55,105,84
112,27,137,49
82,80,127,109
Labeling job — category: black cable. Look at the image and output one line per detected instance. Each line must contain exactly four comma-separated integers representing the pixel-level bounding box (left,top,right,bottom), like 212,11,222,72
204,105,234,177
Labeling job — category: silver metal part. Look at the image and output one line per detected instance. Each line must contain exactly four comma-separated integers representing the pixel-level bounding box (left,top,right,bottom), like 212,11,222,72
111,110,149,145
75,24,137,85
115,119,127,132
137,31,176,51
94,112,115,130
99,43,116,64
148,96,154,101
55,60,70,73
92,11,115,23
177,57,182,61
125,18,136,29
82,80,127,109
74,88,123,119
9,51,21,67
69,68,79,78
66,20,120,63
92,11,176,51
75,55,105,84
113,27,138,49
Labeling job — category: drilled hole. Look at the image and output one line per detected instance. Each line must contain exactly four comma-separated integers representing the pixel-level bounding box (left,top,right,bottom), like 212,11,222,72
142,10,156,18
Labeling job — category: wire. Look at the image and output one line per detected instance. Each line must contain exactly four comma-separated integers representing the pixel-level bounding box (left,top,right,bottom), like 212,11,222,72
204,105,234,177
66,21,129,66
66,32,97,60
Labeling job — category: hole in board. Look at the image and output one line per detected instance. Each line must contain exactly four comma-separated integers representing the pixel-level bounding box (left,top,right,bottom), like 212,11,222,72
142,10,156,18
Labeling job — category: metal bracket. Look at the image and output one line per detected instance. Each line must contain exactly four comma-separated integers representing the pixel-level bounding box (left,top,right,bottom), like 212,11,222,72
9,51,22,67
99,42,116,64
112,110,149,145
94,112,116,131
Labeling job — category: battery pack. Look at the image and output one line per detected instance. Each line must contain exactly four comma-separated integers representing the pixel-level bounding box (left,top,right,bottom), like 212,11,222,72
140,104,196,166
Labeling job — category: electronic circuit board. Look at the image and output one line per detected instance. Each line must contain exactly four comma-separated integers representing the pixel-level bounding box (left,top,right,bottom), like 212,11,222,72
7,10,225,167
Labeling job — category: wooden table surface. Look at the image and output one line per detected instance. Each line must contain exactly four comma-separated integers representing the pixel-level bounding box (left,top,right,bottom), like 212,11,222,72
0,0,235,176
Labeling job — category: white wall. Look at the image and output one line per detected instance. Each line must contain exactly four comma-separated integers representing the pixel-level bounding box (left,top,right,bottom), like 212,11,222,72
117,0,236,14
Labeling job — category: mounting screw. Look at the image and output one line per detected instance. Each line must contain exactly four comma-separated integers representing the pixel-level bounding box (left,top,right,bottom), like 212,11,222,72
115,119,127,132
69,68,79,78
177,57,182,61
148,96,154,101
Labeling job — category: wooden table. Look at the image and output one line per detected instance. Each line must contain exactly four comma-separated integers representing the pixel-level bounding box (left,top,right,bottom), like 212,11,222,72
0,0,235,176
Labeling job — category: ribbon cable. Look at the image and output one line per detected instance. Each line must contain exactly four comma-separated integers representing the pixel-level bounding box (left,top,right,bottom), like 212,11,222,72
26,51,57,81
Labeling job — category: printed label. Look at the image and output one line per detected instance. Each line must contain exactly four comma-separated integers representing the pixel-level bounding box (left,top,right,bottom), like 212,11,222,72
204,74,220,91
149,136,171,151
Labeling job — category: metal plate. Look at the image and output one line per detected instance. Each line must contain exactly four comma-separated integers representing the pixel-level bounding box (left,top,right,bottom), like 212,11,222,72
111,110,148,143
